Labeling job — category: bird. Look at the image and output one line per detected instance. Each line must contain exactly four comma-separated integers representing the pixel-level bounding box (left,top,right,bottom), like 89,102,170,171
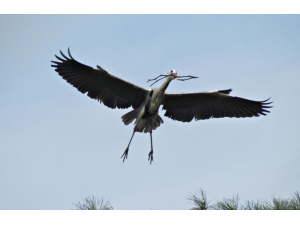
51,48,272,164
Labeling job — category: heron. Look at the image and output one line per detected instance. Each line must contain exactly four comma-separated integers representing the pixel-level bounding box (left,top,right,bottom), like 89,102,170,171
51,49,272,164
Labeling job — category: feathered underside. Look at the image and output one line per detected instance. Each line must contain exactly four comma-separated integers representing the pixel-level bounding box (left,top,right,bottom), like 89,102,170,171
121,108,164,133
138,115,164,133
162,89,272,122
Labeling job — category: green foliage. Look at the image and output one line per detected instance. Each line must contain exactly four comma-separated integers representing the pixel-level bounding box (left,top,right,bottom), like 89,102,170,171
289,191,300,210
266,192,300,210
188,188,214,210
240,200,269,210
73,195,113,210
188,189,300,210
73,191,300,210
214,195,240,210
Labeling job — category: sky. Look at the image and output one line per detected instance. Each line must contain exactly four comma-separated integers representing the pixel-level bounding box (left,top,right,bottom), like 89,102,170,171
1,14,300,210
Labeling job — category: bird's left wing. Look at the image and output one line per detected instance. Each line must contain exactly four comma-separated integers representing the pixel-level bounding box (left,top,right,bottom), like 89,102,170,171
51,49,149,109
162,89,272,122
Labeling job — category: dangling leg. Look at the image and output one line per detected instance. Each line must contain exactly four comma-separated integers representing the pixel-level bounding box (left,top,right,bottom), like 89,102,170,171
148,131,154,164
121,131,135,162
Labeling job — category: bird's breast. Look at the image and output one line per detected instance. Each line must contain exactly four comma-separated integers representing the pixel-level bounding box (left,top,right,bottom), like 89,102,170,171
143,95,164,119
142,86,168,119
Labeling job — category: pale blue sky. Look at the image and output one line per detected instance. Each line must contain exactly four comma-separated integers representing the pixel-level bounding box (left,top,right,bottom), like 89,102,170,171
1,15,299,209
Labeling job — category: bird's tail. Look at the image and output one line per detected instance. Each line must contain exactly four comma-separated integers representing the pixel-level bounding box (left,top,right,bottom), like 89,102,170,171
121,108,140,125
142,115,164,133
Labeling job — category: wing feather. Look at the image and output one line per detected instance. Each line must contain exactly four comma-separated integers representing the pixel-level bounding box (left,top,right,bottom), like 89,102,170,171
162,90,272,122
51,49,148,109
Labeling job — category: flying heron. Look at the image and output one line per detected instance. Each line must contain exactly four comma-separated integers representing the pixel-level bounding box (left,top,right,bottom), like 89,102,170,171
51,49,272,164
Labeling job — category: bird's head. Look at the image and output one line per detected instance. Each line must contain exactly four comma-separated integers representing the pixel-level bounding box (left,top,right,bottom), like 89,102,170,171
169,69,178,79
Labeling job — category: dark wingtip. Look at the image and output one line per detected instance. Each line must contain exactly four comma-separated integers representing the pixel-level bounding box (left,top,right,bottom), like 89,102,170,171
262,97,271,102
59,50,69,60
68,47,74,60
260,98,273,115
50,60,59,67
54,54,66,62
218,88,232,95
51,48,71,67
261,98,273,107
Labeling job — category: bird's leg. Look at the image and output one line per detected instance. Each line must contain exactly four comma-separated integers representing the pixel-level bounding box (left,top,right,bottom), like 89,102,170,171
121,131,135,163
148,131,154,164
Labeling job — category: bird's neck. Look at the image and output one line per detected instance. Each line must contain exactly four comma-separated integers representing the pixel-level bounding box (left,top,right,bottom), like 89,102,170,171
151,76,174,104
159,76,174,91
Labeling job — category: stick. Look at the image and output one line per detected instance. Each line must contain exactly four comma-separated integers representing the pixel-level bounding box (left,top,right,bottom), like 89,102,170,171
177,75,198,80
147,74,168,83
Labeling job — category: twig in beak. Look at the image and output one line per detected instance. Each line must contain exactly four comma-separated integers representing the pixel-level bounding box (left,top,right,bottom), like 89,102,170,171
177,75,198,81
147,74,168,83
147,74,198,87
147,74,171,87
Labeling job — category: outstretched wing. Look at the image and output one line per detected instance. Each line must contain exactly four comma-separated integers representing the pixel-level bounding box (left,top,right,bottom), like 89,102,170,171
162,89,272,122
51,49,149,109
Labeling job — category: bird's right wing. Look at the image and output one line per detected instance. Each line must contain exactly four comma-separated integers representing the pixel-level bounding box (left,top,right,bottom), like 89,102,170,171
162,89,272,122
51,49,149,109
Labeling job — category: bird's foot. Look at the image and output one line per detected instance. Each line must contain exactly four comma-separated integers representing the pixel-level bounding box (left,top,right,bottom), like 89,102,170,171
148,150,153,165
121,147,129,163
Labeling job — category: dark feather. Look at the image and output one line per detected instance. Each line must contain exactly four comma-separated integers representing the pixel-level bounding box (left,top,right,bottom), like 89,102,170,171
162,91,272,122
122,108,140,125
51,48,149,109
